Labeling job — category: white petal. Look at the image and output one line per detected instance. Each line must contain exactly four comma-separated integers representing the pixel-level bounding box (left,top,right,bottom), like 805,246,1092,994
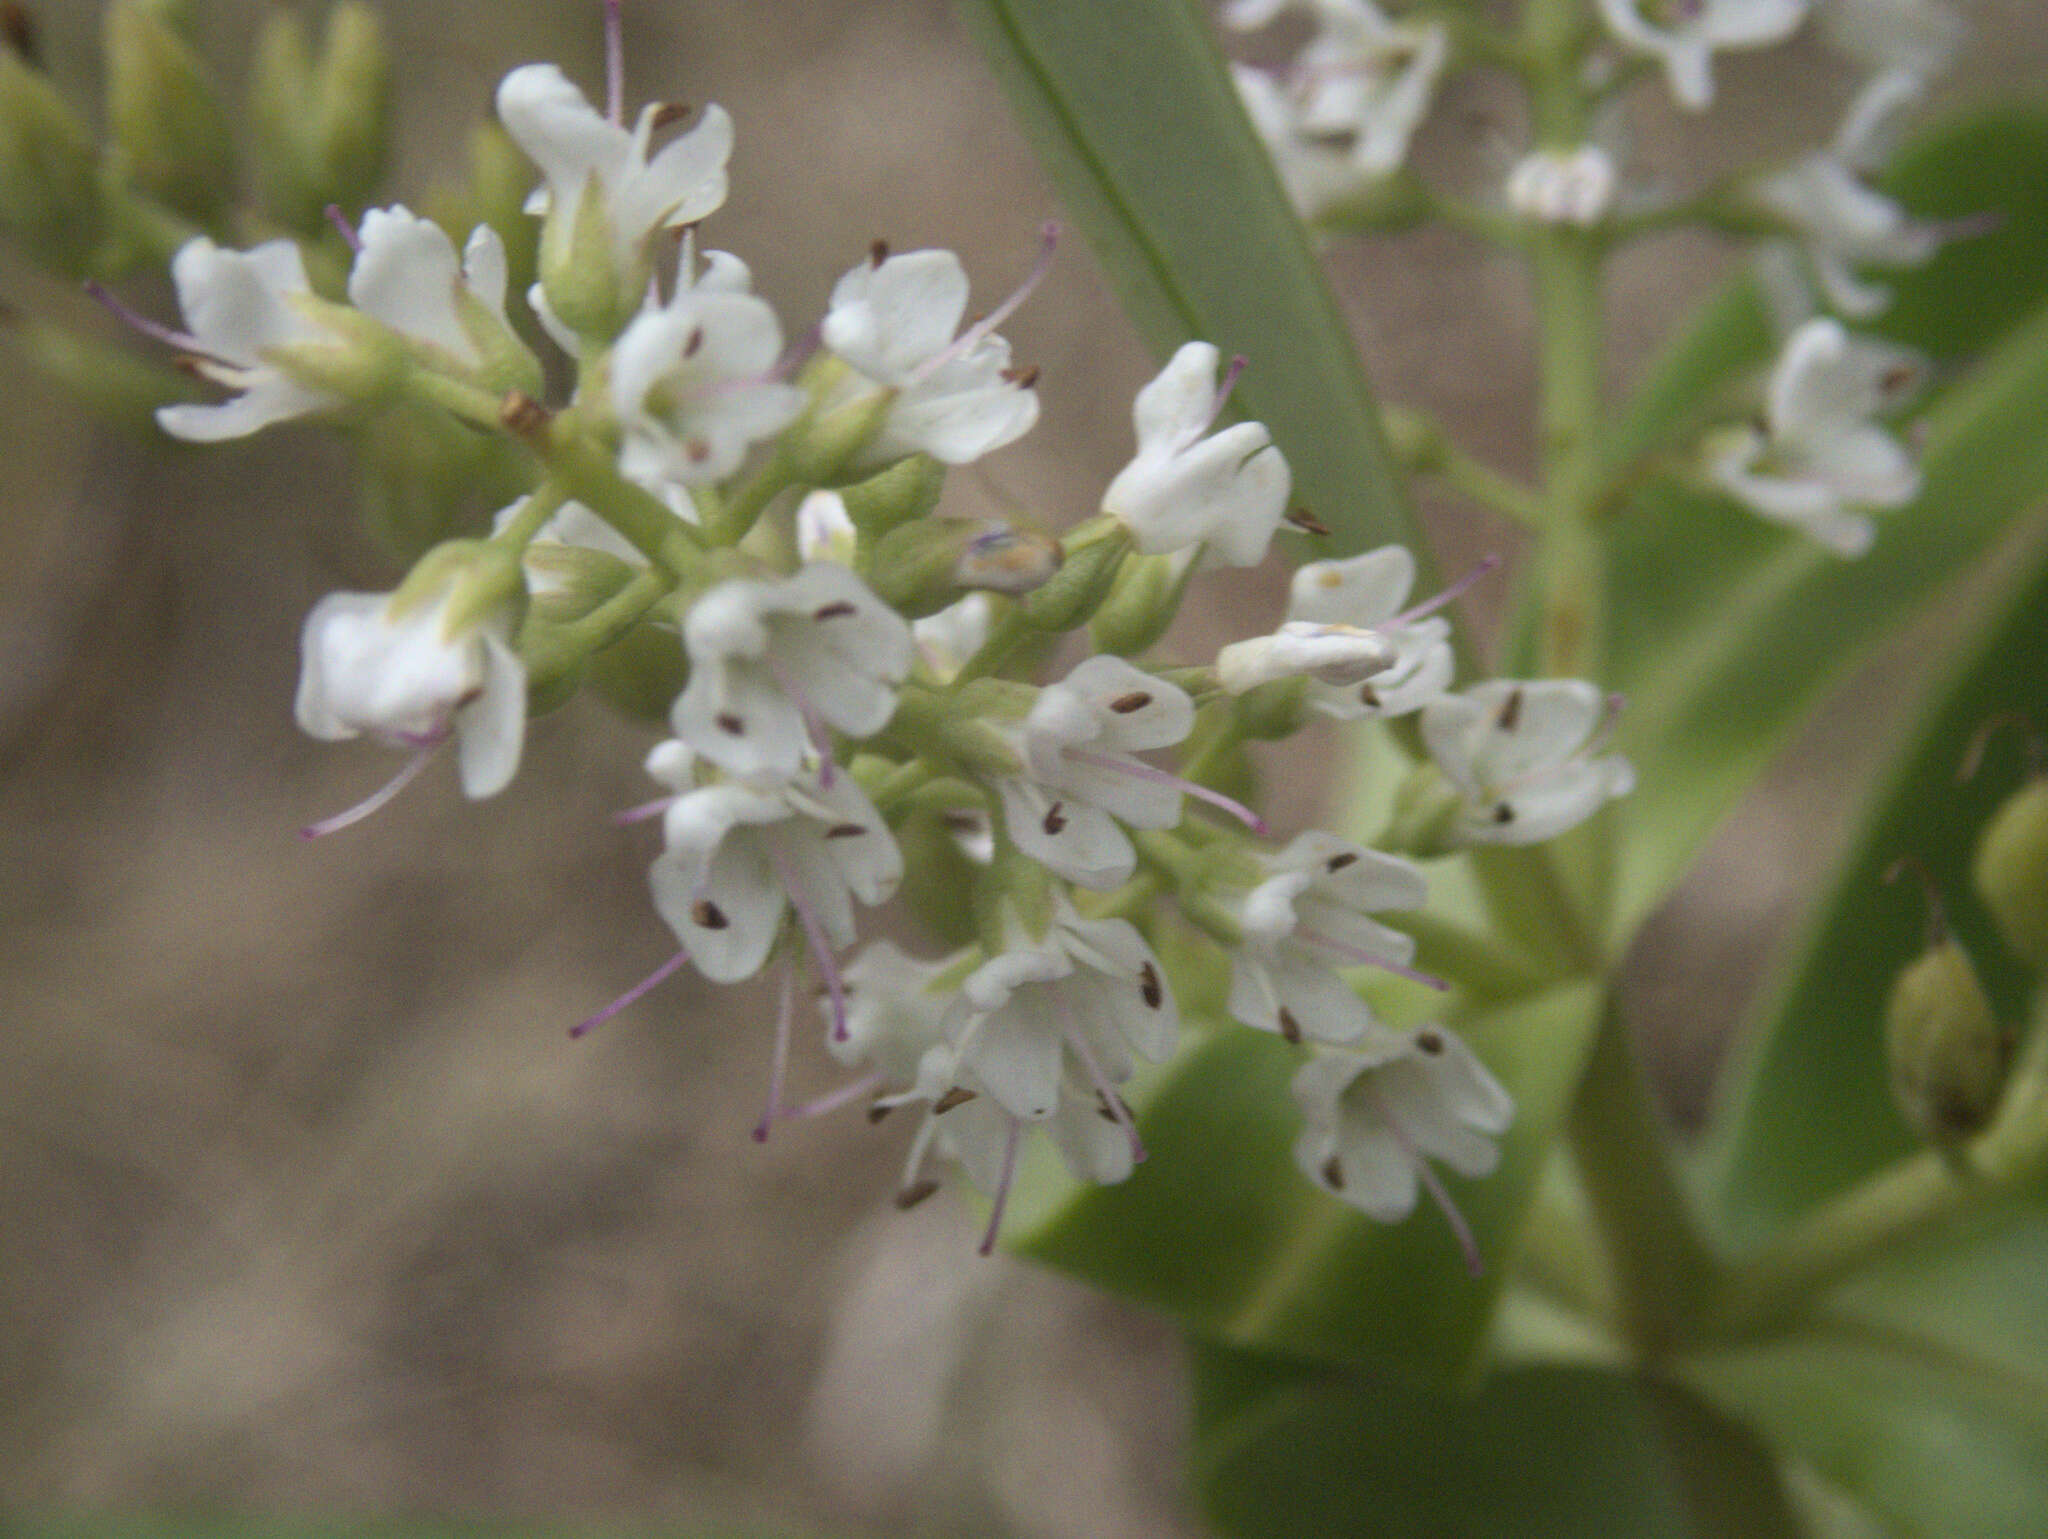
349,205,472,361
453,631,526,797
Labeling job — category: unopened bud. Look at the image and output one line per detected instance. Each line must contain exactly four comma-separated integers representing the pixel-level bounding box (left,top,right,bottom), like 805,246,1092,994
395,538,524,635
1885,939,2012,1147
267,295,404,403
870,519,1047,618
1022,517,1131,632
1091,550,1188,657
104,0,232,223
534,165,636,345
1231,677,1309,741
840,453,945,542
308,4,390,217
783,355,895,485
1973,777,2048,971
0,48,102,272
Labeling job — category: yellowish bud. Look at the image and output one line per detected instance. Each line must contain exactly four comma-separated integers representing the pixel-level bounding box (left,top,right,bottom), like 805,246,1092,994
1885,939,2012,1147
1973,777,2048,971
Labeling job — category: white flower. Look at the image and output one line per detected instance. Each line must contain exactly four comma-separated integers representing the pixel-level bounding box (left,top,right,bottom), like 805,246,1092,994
1229,65,1380,222
1595,0,1809,110
348,205,512,375
995,656,1201,891
294,581,525,800
1753,71,1950,319
647,750,902,986
820,245,1042,468
495,62,732,274
612,257,806,494
1224,834,1430,1045
943,897,1177,1124
795,489,860,566
1216,546,1458,717
154,239,339,442
1705,316,1922,555
1102,342,1290,568
1226,0,1449,181
1292,1024,1514,1271
1820,0,1964,79
828,941,956,1087
1420,680,1635,844
674,564,915,781
1504,145,1618,228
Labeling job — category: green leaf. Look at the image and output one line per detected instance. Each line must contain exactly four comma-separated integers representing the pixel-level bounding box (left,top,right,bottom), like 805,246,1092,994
952,0,1418,558
1703,523,2048,1241
1014,981,1601,1378
1193,1348,1800,1539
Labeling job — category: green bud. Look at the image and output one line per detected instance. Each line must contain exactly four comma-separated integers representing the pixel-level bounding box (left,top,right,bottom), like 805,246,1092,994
1091,549,1190,657
869,519,1061,619
248,11,315,227
0,49,104,272
1022,517,1131,632
104,0,233,224
395,538,524,632
1885,939,2013,1147
1973,777,2048,971
357,404,529,561
267,295,404,403
1382,763,1463,858
840,454,945,542
309,4,390,217
783,356,894,485
535,169,636,345
893,806,987,950
1232,677,1309,741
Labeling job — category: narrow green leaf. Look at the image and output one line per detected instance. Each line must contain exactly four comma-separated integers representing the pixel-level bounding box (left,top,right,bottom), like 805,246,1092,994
1194,1353,1799,1539
952,0,1418,558
1701,522,2048,1241
1014,981,1602,1377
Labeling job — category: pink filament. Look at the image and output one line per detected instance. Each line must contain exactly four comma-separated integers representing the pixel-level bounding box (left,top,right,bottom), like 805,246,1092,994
84,281,204,356
570,947,690,1038
1366,1081,1484,1278
905,222,1058,387
1388,554,1503,628
977,1121,1023,1257
324,205,362,253
613,794,678,826
753,962,796,1142
1060,999,1146,1166
782,1070,887,1123
1293,926,1449,992
299,743,439,839
604,0,625,126
1062,746,1270,837
763,838,847,1041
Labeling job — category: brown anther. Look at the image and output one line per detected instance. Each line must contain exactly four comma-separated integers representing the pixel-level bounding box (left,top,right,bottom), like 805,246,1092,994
866,1100,894,1124
1140,961,1163,1010
1321,1155,1345,1191
1002,364,1041,389
1109,691,1153,714
1042,801,1068,836
942,811,985,833
1326,852,1359,872
716,712,745,735
1,3,39,65
1096,1093,1121,1124
1492,803,1516,824
649,101,694,133
683,325,705,358
894,1178,942,1210
1285,506,1332,537
1359,683,1381,709
686,437,712,463
933,1086,978,1114
869,238,890,267
824,823,867,839
171,355,209,379
690,899,729,930
1415,1028,1445,1055
1497,686,1524,732
1882,363,1918,393
813,600,858,620
500,390,552,439
1277,1007,1303,1044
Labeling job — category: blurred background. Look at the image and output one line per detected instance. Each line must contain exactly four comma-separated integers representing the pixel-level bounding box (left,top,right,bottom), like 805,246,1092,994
0,1,2040,1532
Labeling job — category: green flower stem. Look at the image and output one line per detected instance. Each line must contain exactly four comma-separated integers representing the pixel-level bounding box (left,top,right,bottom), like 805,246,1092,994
1423,188,1531,251
403,369,505,430
1567,993,1722,1360
1395,909,1563,1001
1530,226,1607,678
1705,988,2048,1343
490,479,572,553
551,566,671,654
527,417,706,575
1427,431,1547,529
700,452,797,547
867,756,939,814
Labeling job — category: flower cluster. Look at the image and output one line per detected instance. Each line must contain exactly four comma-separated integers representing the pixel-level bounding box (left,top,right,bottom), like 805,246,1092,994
122,13,1646,1265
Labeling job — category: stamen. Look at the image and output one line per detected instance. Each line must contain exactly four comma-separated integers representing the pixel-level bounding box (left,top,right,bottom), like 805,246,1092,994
1387,554,1502,627
767,658,838,788
604,0,625,127
83,281,205,356
324,205,361,253
1365,1082,1484,1278
752,961,797,1142
1197,353,1250,439
299,743,440,839
782,1071,887,1122
613,794,678,826
905,222,1059,387
1062,746,1270,836
1059,992,1145,1164
976,1120,1023,1257
569,947,690,1038
1293,926,1449,991
763,838,848,1041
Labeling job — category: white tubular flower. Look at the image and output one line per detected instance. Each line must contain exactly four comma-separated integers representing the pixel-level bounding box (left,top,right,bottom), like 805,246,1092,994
1705,316,1922,556
1820,0,1964,79
675,564,915,781
944,897,1177,1127
1224,834,1432,1046
648,754,902,989
495,62,732,273
1292,1023,1514,1273
347,206,512,374
612,264,807,494
1595,0,1809,110
821,244,1043,468
1226,0,1449,182
1504,145,1619,228
1420,680,1635,845
295,580,525,802
1102,342,1290,568
154,239,339,442
1216,546,1462,718
996,656,1206,891
1754,71,1950,319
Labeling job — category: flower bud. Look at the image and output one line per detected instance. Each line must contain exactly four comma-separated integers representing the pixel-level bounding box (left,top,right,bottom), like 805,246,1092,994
840,453,946,543
1972,777,2048,971
359,404,527,561
249,4,391,233
1381,763,1463,859
104,0,233,224
1885,939,2012,1147
1022,516,1131,633
1231,677,1309,741
866,519,990,618
0,48,103,273
1091,550,1189,657
782,355,896,485
534,162,636,345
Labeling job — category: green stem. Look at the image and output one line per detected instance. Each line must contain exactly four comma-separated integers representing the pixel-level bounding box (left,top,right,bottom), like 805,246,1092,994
1567,995,1721,1360
1531,225,1607,678
491,479,572,553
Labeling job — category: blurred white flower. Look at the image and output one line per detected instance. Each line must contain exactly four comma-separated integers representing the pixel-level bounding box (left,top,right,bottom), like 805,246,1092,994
1504,145,1618,228
1595,0,1809,110
1421,680,1635,844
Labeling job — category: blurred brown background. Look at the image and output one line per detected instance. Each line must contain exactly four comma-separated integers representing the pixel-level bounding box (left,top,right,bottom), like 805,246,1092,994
0,1,2040,1532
